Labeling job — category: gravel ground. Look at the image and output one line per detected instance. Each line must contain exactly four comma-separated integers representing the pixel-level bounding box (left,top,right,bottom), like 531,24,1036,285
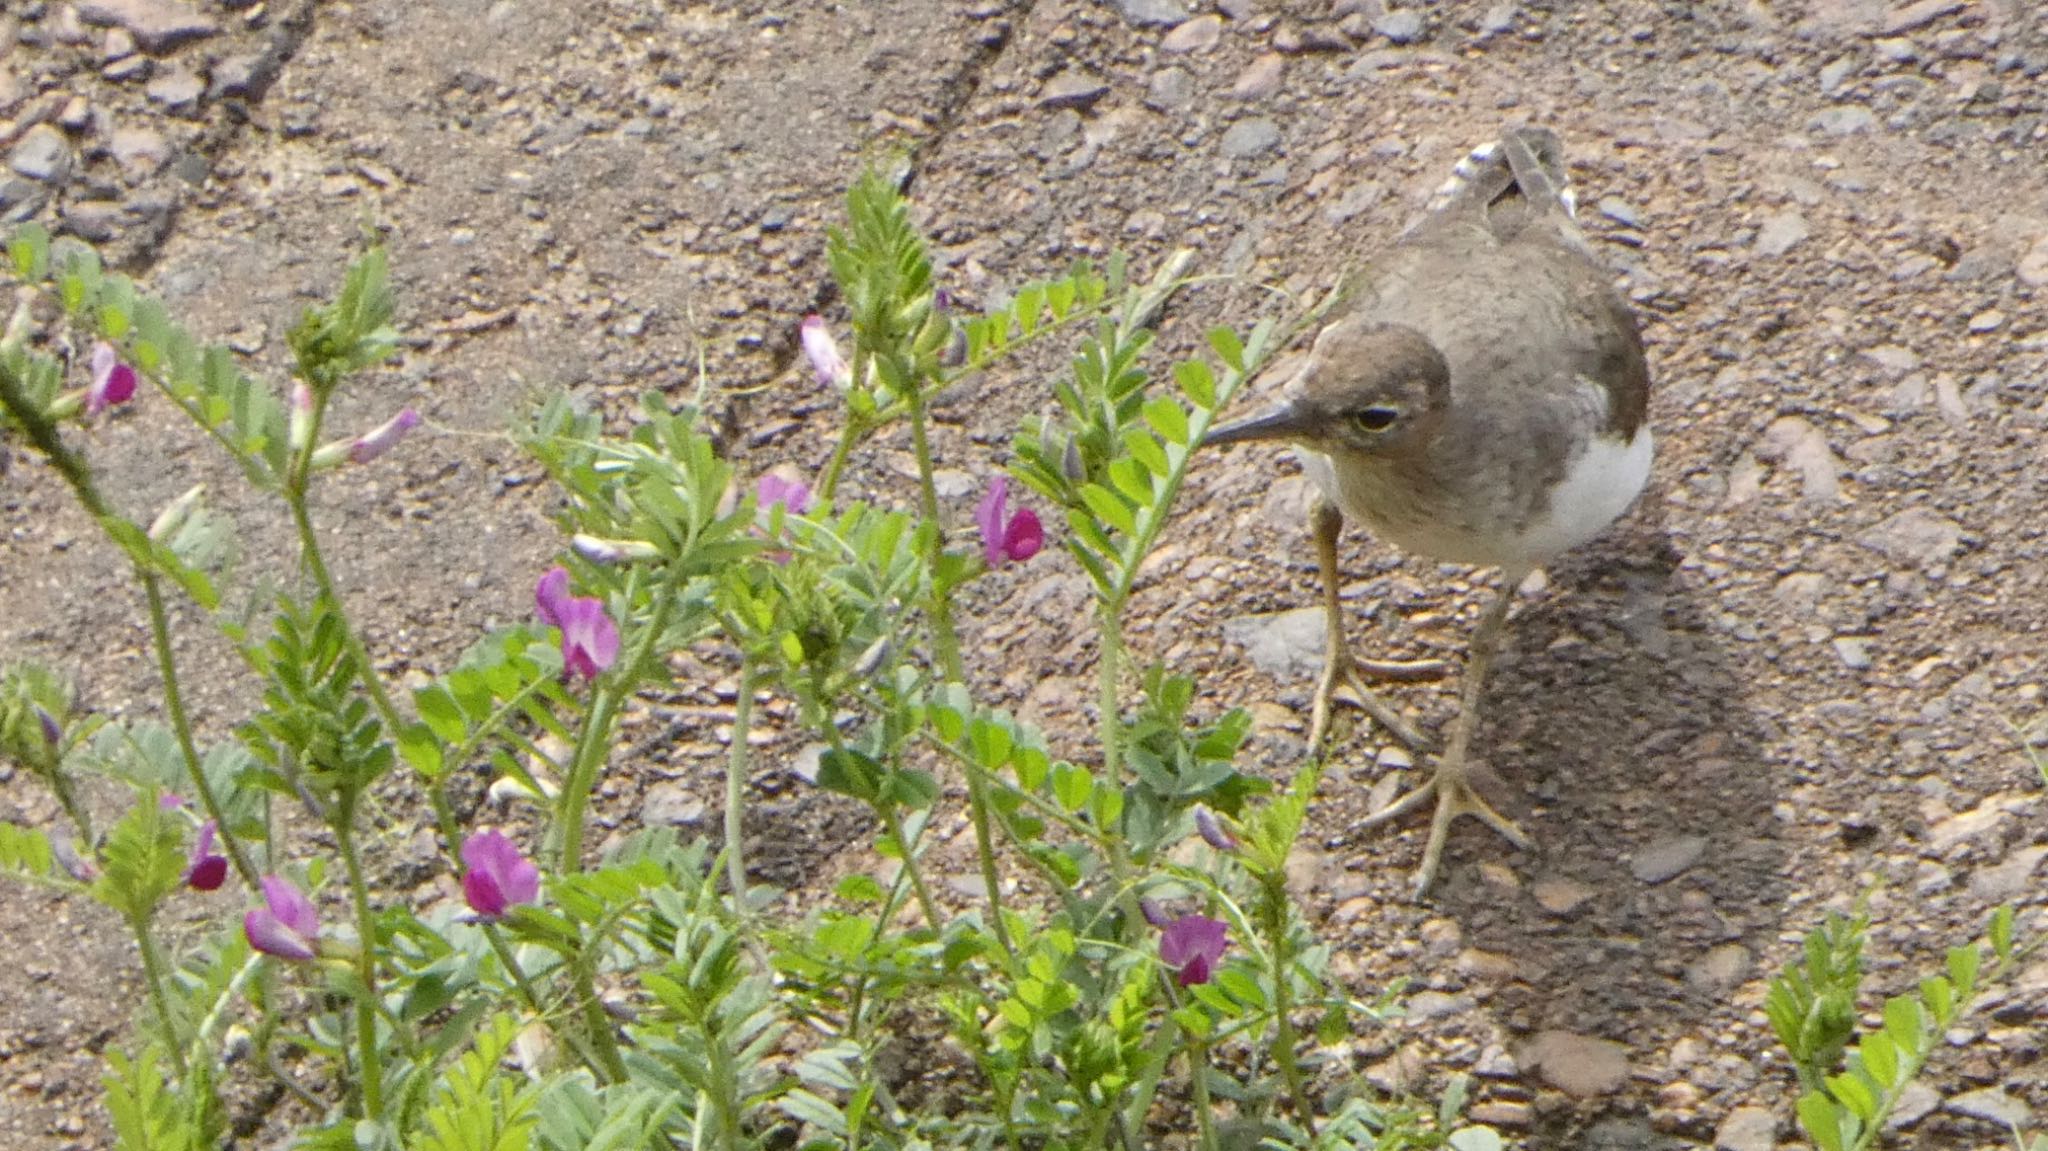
2,1,2044,1147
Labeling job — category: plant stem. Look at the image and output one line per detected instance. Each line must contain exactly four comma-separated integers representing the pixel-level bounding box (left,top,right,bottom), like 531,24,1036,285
144,576,259,888
335,817,384,1117
0,364,259,888
132,917,190,1080
815,415,866,503
1189,1036,1219,1151
903,386,1012,959
724,659,755,914
286,498,403,733
556,574,675,874
1262,874,1315,1138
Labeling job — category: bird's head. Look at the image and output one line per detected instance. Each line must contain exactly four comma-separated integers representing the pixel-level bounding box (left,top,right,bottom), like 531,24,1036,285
1205,322,1450,459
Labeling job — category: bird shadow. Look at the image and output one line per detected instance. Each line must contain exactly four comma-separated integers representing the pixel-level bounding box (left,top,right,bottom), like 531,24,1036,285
1415,494,1788,1121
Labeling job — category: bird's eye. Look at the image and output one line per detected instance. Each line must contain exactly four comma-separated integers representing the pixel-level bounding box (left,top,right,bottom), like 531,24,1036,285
1352,407,1400,433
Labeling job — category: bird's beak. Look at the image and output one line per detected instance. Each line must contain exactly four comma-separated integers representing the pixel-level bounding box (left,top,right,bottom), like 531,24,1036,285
1205,400,1310,447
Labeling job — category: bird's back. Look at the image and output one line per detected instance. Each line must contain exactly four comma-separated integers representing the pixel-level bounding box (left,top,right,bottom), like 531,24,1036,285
1320,128,1653,571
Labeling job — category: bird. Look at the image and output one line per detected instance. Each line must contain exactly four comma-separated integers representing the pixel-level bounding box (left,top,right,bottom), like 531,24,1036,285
1205,126,1653,896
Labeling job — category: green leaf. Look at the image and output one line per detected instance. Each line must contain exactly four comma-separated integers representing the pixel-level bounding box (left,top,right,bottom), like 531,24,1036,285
884,768,939,809
1797,1092,1846,1151
1078,483,1135,536
1207,326,1245,372
1141,396,1189,446
1920,974,1954,1025
1050,761,1093,811
1174,359,1215,409
1859,1030,1898,1089
1946,943,1981,998
815,749,884,805
1122,427,1171,477
1827,1069,1879,1124
1881,994,1924,1055
969,717,1013,769
1108,457,1154,506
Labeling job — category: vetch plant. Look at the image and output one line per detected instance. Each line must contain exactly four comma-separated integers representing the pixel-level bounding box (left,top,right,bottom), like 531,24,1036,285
0,179,1522,1151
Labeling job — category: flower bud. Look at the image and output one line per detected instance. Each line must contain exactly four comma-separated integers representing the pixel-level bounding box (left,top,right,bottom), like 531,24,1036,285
147,484,207,543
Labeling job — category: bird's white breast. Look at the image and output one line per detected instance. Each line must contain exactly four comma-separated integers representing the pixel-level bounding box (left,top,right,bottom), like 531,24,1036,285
1297,427,1652,574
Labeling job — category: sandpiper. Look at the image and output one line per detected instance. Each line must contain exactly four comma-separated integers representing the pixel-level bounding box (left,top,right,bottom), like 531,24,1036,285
1207,126,1653,895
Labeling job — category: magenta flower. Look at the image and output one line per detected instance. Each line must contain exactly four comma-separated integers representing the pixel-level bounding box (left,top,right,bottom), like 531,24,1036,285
756,473,814,516
975,476,1043,568
185,821,228,892
1157,913,1229,987
535,567,619,680
244,876,319,961
87,342,137,415
800,315,852,391
461,829,541,921
349,408,421,464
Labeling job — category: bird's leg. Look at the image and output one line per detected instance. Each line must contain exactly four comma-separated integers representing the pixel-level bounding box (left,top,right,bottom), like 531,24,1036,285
1307,498,1438,753
1350,576,1533,897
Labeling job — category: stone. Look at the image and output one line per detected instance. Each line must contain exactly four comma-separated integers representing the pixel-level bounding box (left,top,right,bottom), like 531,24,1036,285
1221,606,1323,679
1759,415,1840,502
1478,3,1519,37
145,67,205,112
1160,13,1222,52
209,52,276,99
1111,0,1188,27
1039,71,1108,111
1811,105,1876,134
1144,67,1195,111
1688,943,1751,992
1947,1087,2031,1128
1220,117,1281,158
9,126,73,183
1631,834,1707,883
1520,1030,1630,1097
2017,236,2048,287
1859,508,1963,567
640,782,707,827
1597,196,1643,228
1879,0,1963,36
1966,309,2004,333
1861,343,1920,374
60,201,124,243
1969,845,2047,902
1374,9,1425,43
1753,211,1810,257
1885,1082,1940,1129
1229,53,1286,99
76,0,218,54
109,126,171,179
1714,1107,1777,1151
1833,637,1873,670
1532,875,1595,915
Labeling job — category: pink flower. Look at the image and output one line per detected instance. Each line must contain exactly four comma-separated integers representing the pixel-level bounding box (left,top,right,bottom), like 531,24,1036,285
460,829,540,920
974,476,1043,568
535,567,619,680
800,315,852,391
244,876,319,961
87,343,137,415
1156,913,1229,987
756,473,814,516
348,408,420,464
185,821,228,892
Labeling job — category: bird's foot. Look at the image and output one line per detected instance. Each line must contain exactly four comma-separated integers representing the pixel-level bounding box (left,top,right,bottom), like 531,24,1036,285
1344,758,1532,898
1309,651,1446,753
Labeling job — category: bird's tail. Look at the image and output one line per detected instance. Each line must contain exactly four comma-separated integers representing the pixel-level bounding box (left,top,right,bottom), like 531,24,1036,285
1424,126,1579,221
